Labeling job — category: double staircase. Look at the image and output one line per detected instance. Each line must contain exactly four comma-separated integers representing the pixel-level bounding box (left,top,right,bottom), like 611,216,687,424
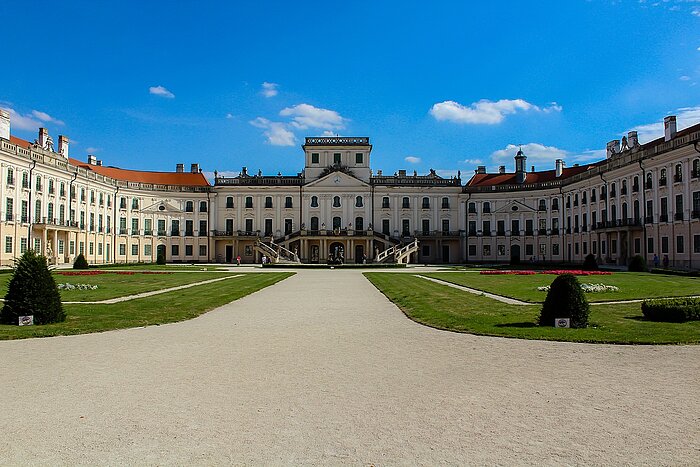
254,239,301,264
375,238,419,264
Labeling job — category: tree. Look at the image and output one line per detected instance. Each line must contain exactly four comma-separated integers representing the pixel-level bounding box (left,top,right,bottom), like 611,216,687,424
73,253,89,269
628,255,647,272
582,253,598,271
0,250,64,325
539,274,589,328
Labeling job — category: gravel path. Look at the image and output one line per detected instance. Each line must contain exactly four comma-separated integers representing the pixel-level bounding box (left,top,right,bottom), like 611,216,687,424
1,269,698,465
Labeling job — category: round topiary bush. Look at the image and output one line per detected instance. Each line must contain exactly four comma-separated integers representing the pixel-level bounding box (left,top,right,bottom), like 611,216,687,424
156,251,166,265
582,253,598,271
628,255,647,272
73,253,89,269
0,250,64,325
539,274,589,328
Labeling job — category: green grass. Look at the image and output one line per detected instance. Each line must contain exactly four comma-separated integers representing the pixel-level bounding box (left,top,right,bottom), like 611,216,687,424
424,271,700,303
87,264,227,271
0,272,292,340
365,272,700,344
0,272,238,302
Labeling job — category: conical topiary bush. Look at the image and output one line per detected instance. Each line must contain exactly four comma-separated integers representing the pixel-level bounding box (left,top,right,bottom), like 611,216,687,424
73,253,89,269
539,273,589,328
0,250,65,325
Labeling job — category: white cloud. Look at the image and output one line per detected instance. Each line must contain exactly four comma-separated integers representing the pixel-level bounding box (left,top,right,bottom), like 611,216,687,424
462,158,483,165
31,110,64,125
226,113,235,119
249,117,296,146
630,106,700,143
435,169,459,178
85,147,100,153
4,107,65,131
680,75,691,81
692,8,700,16
405,156,421,164
149,85,175,98
261,82,279,98
279,103,347,130
321,130,336,136
429,98,561,124
491,143,569,169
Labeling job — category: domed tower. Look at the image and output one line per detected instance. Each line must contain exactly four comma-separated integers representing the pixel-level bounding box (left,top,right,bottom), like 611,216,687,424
515,146,527,184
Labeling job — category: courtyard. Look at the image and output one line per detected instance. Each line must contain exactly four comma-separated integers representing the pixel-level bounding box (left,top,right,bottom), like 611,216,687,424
1,267,698,464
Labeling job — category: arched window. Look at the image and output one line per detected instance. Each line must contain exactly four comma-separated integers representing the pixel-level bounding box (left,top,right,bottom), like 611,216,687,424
693,159,700,177
48,179,54,194
355,196,363,208
185,201,193,212
35,200,41,222
310,216,319,231
539,199,546,211
622,202,628,220
646,172,653,189
422,197,430,209
226,196,234,208
610,182,616,197
675,163,683,182
47,202,54,221
133,198,139,210
6,168,13,185
310,196,319,208
332,216,342,229
333,196,341,208
633,176,639,191
551,198,559,210
633,200,640,221
402,197,410,209
59,204,65,224
285,196,293,208
355,216,364,230
660,168,667,184
245,196,253,208
36,175,42,191
441,197,449,209
265,196,273,208
483,201,491,213
611,204,617,222
382,196,389,208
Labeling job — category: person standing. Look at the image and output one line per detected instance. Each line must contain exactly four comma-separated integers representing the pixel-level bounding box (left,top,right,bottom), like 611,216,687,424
236,255,241,266
653,254,659,269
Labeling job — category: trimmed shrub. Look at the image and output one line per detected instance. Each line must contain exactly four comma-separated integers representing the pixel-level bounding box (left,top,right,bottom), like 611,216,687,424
156,252,166,265
73,253,89,269
539,274,590,328
0,250,64,325
641,298,700,322
582,254,598,271
628,255,647,272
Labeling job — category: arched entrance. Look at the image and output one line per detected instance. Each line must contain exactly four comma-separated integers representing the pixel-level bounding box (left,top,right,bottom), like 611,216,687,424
329,242,345,264
157,244,166,262
510,244,521,264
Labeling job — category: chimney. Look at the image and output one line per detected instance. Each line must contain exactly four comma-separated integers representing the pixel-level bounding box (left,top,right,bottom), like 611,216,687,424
398,169,407,177
176,163,184,173
58,135,69,158
476,166,486,174
191,163,200,174
0,109,9,140
38,127,48,148
96,160,103,166
664,115,677,142
606,139,620,158
628,130,639,148
531,165,535,173
87,154,97,165
499,165,506,174
555,159,565,178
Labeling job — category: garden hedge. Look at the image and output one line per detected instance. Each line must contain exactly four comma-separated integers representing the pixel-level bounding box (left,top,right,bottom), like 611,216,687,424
641,298,700,322
539,274,590,328
73,253,89,269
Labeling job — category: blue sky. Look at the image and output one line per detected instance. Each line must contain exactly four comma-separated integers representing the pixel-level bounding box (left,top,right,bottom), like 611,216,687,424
2,0,699,180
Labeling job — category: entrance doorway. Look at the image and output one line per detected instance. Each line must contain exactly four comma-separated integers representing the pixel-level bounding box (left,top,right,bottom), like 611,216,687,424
225,245,233,263
157,244,166,262
355,244,365,264
329,242,344,264
441,245,450,263
510,244,520,264
310,245,319,264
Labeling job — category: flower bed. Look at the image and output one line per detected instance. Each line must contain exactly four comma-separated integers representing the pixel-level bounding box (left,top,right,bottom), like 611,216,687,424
58,283,99,290
57,270,173,276
481,270,612,276
537,283,619,293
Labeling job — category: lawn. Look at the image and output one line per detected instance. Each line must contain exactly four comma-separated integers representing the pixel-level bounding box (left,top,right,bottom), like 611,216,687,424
424,271,700,303
87,264,227,271
365,272,700,344
0,271,238,302
0,272,292,340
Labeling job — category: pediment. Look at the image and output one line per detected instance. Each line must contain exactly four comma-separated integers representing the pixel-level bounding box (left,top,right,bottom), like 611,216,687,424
305,171,369,189
142,200,182,214
494,200,535,214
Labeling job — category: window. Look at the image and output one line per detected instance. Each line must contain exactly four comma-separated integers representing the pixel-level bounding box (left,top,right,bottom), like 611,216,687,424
185,220,194,236
21,238,28,254
199,201,207,212
355,153,363,164
468,245,477,256
497,245,506,256
539,199,546,211
382,197,389,208
694,235,700,254
199,220,207,236
36,175,42,192
310,196,319,208
21,200,28,223
355,196,363,208
81,188,86,202
185,201,194,212
35,200,41,222
422,219,430,234
483,202,491,213
661,236,669,254
88,212,93,231
634,238,640,254
264,219,273,236
285,196,293,209
333,196,341,208
60,205,65,224
402,219,410,236
99,192,103,205
132,198,139,210
284,218,293,235
422,197,430,209
143,218,151,234
526,244,534,256
132,218,139,235
245,218,254,232
483,220,491,235
90,190,95,204
646,173,653,189
423,245,431,257
333,216,342,230
145,244,152,256
119,244,126,256
69,240,74,255
552,243,559,256
60,182,66,197
483,244,491,256
551,199,559,210
660,168,667,185
185,245,193,256
172,245,179,256
442,219,450,233
648,237,654,254
675,194,683,221
59,240,64,255
583,242,588,255
171,219,180,236
511,219,520,235
131,244,138,256
382,219,390,235
5,198,13,221
224,219,233,234
675,163,683,183
157,219,166,235
497,220,505,235
333,153,341,164
676,236,684,254
245,197,253,208
355,217,364,231
311,216,319,231
311,153,319,164
226,196,234,209
402,197,410,209
199,245,207,256
661,197,668,222
5,236,12,253
6,168,13,185
48,179,54,194
442,197,449,209
22,172,28,189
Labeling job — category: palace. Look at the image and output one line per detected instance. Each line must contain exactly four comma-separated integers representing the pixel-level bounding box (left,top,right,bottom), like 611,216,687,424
0,109,699,268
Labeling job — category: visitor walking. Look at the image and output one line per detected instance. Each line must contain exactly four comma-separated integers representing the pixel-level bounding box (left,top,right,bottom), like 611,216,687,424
653,254,659,269
236,255,241,266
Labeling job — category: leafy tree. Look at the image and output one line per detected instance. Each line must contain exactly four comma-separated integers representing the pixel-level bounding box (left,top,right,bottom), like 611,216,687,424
628,255,647,272
582,253,598,271
0,250,64,325
539,274,589,328
73,253,89,269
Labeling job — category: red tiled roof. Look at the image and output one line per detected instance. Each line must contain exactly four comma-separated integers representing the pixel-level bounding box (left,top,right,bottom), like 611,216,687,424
467,165,595,187
68,158,210,187
10,135,31,148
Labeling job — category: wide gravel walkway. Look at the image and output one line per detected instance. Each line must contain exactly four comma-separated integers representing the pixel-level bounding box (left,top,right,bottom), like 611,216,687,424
1,269,698,465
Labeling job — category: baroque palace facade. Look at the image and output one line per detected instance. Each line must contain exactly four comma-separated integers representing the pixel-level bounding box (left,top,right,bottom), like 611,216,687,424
0,109,699,268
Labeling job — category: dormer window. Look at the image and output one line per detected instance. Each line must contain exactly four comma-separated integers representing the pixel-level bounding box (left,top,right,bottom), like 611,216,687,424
310,196,319,208
333,196,341,207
